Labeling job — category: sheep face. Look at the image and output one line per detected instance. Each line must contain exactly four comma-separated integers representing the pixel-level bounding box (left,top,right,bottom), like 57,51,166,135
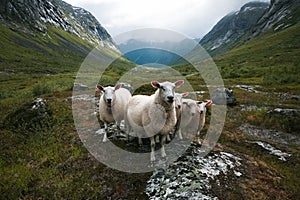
197,100,212,114
183,100,198,116
96,84,122,107
151,80,184,104
175,92,189,109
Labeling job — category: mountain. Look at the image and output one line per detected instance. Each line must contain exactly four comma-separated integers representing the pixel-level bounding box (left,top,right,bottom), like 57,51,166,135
213,0,300,84
0,0,118,73
250,0,300,38
200,2,269,55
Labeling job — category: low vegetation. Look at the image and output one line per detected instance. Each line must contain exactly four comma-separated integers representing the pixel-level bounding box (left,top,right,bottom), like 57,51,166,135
0,19,299,199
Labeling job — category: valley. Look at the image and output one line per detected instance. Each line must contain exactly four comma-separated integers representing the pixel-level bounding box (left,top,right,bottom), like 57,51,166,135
0,0,299,199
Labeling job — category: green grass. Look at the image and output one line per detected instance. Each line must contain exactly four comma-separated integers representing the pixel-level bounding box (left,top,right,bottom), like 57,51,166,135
214,23,300,85
0,13,300,199
0,24,113,74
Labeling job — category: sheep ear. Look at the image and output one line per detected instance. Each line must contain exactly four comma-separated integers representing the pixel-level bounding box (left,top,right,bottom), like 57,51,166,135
205,100,213,106
182,92,189,97
175,80,184,88
151,81,160,88
96,84,104,92
115,83,122,90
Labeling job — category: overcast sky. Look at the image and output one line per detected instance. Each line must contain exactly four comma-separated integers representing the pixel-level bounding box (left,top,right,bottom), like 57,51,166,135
64,0,270,39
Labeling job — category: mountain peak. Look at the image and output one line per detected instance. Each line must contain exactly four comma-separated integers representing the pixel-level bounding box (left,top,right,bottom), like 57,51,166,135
0,0,117,49
250,0,300,38
200,1,269,54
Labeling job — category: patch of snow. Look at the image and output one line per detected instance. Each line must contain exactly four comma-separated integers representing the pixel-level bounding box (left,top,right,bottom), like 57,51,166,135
251,141,291,161
234,171,242,177
243,6,256,12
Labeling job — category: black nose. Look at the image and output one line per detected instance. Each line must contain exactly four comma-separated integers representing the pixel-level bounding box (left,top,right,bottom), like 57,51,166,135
107,98,112,103
200,111,204,114
167,96,174,102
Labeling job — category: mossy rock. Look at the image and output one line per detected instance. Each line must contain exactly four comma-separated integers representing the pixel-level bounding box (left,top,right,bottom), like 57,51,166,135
3,98,52,134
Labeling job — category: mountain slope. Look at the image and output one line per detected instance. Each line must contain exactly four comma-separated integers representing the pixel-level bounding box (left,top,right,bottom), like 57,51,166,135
250,0,300,38
214,21,300,84
0,0,119,73
197,0,300,85
200,2,269,55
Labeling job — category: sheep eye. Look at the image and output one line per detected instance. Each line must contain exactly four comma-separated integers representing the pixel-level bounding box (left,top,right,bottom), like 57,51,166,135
161,86,165,91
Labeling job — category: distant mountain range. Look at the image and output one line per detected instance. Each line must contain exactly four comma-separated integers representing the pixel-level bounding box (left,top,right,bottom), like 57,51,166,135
118,38,197,67
0,0,118,73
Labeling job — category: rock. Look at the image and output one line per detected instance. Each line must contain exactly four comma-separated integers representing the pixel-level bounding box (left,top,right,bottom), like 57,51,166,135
212,88,237,105
145,145,243,199
73,83,89,91
116,82,134,94
31,98,48,118
239,123,300,145
4,98,51,133
281,93,300,101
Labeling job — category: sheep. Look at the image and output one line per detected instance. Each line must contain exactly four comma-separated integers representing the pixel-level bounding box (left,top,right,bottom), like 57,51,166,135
96,83,132,142
174,92,189,140
125,80,184,163
195,100,212,144
178,99,201,140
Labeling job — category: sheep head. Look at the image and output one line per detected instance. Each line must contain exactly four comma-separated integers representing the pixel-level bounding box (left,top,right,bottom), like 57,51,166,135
197,100,213,114
151,80,184,104
96,83,122,107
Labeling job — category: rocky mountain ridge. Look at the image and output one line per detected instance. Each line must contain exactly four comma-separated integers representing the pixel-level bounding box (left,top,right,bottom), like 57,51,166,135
200,1,269,54
0,0,117,49
200,0,300,55
250,0,300,38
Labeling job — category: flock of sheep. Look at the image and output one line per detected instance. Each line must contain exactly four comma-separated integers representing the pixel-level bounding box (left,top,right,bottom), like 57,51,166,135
96,80,212,163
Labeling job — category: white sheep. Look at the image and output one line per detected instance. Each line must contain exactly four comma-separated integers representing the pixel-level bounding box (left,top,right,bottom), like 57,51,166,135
195,100,212,144
177,99,212,143
178,99,200,140
174,92,189,140
96,83,132,142
125,80,184,163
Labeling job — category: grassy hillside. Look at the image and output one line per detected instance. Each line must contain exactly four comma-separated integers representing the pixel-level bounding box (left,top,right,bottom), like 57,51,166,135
214,23,300,85
0,10,299,198
0,24,123,74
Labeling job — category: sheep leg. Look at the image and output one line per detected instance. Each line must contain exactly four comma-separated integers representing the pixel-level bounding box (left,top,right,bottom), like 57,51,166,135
160,135,167,159
138,137,143,146
166,134,171,142
196,130,201,145
155,135,160,143
178,129,183,140
125,123,132,142
150,136,156,163
103,123,109,143
116,121,121,137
